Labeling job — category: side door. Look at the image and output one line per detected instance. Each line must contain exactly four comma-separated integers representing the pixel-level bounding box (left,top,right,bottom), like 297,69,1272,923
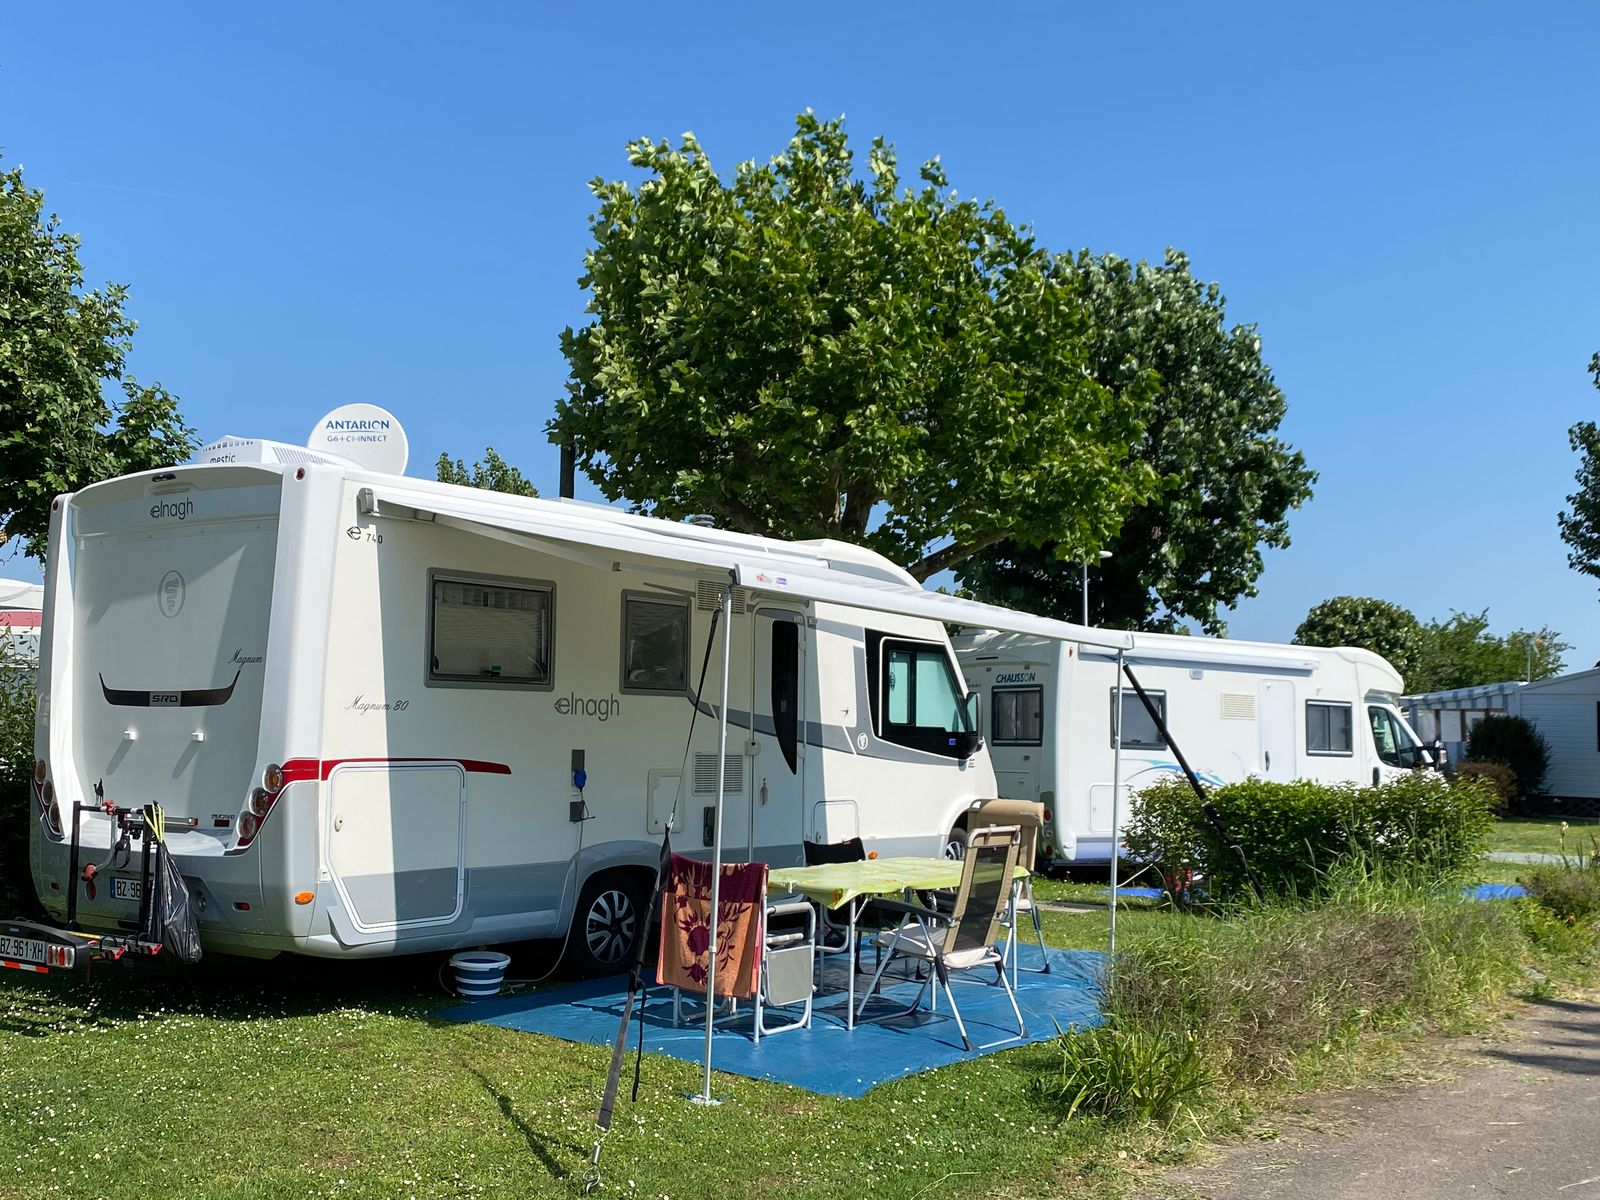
327,762,465,932
1258,680,1297,781
749,606,807,864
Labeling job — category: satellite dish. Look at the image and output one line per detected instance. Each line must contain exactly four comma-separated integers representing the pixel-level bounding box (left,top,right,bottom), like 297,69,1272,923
307,404,409,475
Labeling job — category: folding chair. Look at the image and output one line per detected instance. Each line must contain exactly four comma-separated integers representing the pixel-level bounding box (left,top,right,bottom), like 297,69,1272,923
659,855,814,1041
968,799,1050,984
853,825,1026,1052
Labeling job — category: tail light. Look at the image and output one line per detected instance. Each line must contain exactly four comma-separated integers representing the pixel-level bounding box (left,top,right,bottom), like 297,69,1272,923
1042,808,1053,824
45,944,74,969
237,762,289,849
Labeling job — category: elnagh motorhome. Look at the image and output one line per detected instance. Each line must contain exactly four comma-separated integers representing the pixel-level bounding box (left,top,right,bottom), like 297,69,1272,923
955,628,1435,869
26,416,1131,970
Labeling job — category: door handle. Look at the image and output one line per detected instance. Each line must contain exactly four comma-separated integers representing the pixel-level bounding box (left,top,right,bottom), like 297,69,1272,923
1263,751,1270,773
1372,767,1380,787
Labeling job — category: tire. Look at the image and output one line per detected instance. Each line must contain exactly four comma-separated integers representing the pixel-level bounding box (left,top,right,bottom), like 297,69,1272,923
942,826,970,861
565,873,646,978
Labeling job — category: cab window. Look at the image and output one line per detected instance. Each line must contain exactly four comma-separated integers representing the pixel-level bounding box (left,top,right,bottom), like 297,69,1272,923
866,632,975,759
1368,705,1423,768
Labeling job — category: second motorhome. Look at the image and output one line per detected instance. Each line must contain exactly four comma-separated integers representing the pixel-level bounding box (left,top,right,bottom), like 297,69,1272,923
955,628,1435,868
26,431,1130,970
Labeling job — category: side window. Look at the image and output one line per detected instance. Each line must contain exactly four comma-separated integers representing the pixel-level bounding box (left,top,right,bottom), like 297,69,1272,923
1306,700,1353,755
620,593,689,694
429,575,552,687
865,632,974,759
993,687,1044,746
770,619,799,775
1111,689,1166,750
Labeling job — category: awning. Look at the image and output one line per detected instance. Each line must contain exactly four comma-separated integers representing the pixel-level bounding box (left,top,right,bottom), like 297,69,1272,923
357,479,1134,651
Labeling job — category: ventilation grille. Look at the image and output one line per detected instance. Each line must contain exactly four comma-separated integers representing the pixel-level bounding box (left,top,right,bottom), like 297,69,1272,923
692,752,745,795
695,581,749,614
1221,693,1256,720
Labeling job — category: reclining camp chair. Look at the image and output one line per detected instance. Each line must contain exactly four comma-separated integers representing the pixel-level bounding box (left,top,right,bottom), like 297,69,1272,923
967,798,1050,983
853,825,1026,1052
658,854,814,1041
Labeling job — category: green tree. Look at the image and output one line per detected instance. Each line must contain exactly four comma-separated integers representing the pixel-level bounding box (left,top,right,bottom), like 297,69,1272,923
959,251,1316,632
552,113,1155,580
1557,352,1600,591
436,446,538,497
1409,610,1569,693
1293,596,1423,683
0,162,196,558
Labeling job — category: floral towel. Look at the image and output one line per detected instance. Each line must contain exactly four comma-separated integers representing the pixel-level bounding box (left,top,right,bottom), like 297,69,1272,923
657,854,767,999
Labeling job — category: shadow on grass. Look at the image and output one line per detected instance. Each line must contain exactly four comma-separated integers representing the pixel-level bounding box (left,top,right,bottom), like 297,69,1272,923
0,934,584,1033
463,1063,580,1182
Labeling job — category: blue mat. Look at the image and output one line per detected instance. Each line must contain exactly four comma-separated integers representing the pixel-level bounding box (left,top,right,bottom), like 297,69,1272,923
439,943,1105,1098
1470,883,1527,900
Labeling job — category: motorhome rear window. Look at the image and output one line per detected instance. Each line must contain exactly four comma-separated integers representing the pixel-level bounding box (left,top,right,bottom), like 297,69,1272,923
992,687,1043,745
621,593,689,694
1306,700,1353,755
429,575,552,687
1111,689,1166,749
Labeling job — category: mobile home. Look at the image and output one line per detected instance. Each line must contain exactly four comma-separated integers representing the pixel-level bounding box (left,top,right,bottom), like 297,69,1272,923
28,434,1130,968
955,628,1434,867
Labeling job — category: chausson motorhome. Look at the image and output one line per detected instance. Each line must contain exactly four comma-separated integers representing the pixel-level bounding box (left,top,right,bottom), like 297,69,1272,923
27,425,1130,969
954,628,1435,869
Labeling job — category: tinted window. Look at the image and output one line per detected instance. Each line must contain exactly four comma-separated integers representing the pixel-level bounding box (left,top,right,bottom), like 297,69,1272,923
621,595,689,693
1112,689,1166,750
993,687,1043,745
866,634,975,759
1306,701,1353,755
430,577,552,686
1368,705,1422,767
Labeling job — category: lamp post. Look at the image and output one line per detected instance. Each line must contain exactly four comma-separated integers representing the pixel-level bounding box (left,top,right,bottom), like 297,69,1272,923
1081,551,1112,626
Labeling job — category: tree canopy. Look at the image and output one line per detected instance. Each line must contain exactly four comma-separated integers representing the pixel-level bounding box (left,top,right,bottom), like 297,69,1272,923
552,113,1156,580
436,446,538,497
1409,610,1568,693
1557,352,1600,593
1294,595,1569,692
1293,596,1424,682
958,251,1315,632
0,162,195,559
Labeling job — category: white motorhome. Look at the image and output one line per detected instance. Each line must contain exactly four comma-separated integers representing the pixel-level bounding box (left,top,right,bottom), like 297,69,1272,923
954,628,1434,868
28,432,1130,969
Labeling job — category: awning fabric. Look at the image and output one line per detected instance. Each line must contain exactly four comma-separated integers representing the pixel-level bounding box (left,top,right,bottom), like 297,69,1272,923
358,478,1133,651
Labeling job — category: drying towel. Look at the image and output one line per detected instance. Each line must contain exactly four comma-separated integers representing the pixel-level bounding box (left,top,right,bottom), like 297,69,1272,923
657,854,767,999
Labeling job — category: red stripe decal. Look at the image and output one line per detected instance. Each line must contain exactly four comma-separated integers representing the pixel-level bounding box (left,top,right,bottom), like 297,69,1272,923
0,960,48,974
279,757,511,783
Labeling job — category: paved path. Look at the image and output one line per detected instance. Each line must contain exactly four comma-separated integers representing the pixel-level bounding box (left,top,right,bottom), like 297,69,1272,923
1136,994,1600,1200
1487,851,1571,865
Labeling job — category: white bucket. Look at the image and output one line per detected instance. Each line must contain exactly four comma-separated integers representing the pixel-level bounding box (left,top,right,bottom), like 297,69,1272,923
450,950,511,1000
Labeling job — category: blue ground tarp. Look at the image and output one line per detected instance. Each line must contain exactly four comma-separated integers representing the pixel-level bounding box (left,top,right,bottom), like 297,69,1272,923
439,943,1105,1098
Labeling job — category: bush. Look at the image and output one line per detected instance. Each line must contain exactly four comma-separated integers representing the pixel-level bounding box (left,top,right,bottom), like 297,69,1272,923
1122,774,1497,903
1035,1024,1211,1125
1466,714,1551,798
1099,879,1522,1086
1453,761,1516,813
0,637,36,919
1519,863,1600,923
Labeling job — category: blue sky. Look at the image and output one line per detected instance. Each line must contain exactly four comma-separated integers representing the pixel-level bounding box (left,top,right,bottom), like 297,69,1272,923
3,3,1597,673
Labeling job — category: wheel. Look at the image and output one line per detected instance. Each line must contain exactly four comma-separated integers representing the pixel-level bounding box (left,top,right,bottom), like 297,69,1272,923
565,873,646,978
942,826,970,861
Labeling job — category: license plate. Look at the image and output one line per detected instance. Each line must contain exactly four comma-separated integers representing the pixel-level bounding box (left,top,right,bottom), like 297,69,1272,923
112,877,143,902
0,935,48,965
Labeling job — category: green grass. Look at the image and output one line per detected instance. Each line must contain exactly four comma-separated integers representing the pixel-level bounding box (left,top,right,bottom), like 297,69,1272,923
1491,816,1600,858
0,849,1566,1199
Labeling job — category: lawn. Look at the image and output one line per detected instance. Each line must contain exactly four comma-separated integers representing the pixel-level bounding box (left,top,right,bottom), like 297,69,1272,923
0,833,1547,1199
0,903,1170,1200
1491,815,1600,858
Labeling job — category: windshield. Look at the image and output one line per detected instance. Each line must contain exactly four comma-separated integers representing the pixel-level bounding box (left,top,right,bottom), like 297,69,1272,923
1368,705,1425,768
870,635,977,759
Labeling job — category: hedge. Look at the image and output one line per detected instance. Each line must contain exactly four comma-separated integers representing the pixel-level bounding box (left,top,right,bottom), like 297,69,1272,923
1122,773,1497,902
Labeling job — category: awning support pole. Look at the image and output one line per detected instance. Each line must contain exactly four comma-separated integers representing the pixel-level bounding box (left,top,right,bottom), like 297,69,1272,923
1109,649,1125,958
695,580,735,1106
